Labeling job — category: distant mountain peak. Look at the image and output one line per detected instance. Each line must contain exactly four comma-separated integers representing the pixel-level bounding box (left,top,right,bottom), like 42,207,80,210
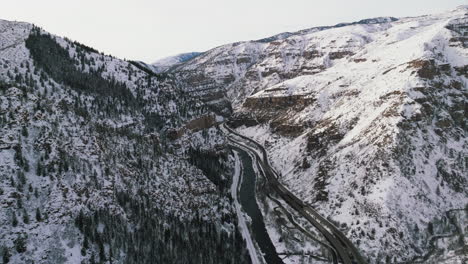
254,16,398,43
151,52,202,73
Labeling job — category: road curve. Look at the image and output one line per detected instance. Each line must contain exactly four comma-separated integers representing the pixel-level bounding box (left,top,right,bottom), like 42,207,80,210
221,123,366,264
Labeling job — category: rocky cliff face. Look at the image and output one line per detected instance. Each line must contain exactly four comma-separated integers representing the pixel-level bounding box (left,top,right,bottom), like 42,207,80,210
168,6,468,263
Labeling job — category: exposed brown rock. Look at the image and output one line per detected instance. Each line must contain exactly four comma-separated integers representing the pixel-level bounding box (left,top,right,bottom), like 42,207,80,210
185,115,217,131
269,41,282,46
214,58,234,65
200,91,225,102
186,73,209,84
221,74,235,84
243,95,314,110
379,90,404,100
382,67,395,75
168,115,218,140
271,123,305,137
303,50,322,59
329,51,354,60
408,59,439,79
353,58,367,63
306,123,344,158
236,57,252,64
227,118,261,128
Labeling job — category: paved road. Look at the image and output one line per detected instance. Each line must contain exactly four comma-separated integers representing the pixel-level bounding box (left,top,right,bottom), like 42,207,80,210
221,123,366,264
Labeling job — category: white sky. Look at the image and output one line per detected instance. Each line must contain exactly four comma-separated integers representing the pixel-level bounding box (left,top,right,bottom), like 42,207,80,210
1,0,466,63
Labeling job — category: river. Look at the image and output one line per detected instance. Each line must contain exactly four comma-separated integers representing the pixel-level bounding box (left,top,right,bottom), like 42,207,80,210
235,147,284,264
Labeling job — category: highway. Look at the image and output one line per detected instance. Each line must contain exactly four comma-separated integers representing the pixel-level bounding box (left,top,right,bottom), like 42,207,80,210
221,123,366,264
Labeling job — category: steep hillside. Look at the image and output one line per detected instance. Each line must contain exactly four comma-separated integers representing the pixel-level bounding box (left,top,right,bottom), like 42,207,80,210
169,6,468,263
0,20,250,264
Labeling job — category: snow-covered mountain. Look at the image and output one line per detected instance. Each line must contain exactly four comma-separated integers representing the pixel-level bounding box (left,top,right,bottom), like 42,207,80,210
151,52,202,73
167,6,468,263
0,19,249,264
0,5,467,264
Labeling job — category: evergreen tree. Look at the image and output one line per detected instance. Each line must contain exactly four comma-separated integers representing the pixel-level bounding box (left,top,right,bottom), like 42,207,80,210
12,212,18,227
21,126,28,137
36,161,42,176
23,209,30,224
90,252,96,264
99,241,106,262
24,159,30,172
35,208,42,222
14,236,27,253
2,247,10,263
83,236,89,249
17,171,26,186
428,222,434,235
80,244,86,256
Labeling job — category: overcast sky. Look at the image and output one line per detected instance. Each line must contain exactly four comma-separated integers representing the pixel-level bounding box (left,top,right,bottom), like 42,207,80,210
1,1,466,63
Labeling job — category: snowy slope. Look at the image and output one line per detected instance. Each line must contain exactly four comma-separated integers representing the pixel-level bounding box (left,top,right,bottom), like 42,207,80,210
169,6,468,263
0,20,249,264
169,16,404,116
